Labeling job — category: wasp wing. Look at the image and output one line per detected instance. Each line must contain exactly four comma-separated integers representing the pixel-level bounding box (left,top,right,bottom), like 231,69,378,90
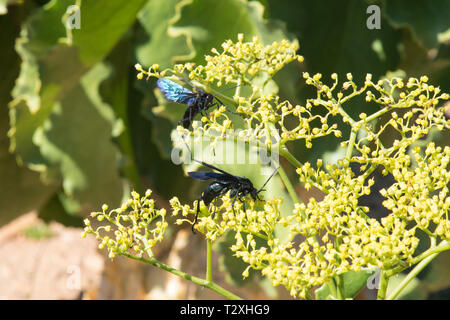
188,171,226,181
156,78,197,105
192,159,238,177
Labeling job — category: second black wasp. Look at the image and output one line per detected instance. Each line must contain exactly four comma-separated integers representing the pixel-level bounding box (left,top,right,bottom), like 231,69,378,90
188,159,278,233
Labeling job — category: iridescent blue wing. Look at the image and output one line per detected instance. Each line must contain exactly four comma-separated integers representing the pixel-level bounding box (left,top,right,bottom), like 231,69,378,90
156,78,197,105
188,171,227,181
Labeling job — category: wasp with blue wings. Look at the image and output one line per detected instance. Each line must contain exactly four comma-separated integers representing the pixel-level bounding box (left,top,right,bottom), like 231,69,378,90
156,78,226,129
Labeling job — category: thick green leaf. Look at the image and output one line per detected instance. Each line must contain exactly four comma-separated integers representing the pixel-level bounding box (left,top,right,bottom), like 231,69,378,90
170,0,292,65
135,0,195,164
136,0,192,68
100,34,144,193
38,193,83,227
8,0,149,215
269,0,401,79
384,0,450,50
73,0,147,67
10,0,79,164
0,11,56,226
34,63,125,213
11,0,148,165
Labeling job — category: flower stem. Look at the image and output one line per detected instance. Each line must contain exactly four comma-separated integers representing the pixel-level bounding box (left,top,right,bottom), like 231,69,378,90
277,163,300,204
346,130,357,160
387,252,436,300
376,270,389,300
279,145,303,169
335,275,344,299
206,239,213,282
120,252,242,300
386,240,450,300
328,277,338,299
385,240,450,277
333,237,345,300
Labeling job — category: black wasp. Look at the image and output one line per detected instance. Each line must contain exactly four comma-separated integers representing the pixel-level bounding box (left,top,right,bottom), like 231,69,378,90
156,78,227,129
188,159,278,232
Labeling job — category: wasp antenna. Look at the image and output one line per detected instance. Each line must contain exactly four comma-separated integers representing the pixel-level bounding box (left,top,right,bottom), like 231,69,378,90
179,132,196,163
214,96,240,115
179,133,229,175
257,166,279,194
217,84,241,94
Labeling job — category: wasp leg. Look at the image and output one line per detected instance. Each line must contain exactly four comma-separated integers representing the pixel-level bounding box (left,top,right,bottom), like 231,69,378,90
179,107,194,129
192,199,201,234
231,193,239,217
200,106,208,118
239,197,247,212
211,198,219,219
239,196,247,220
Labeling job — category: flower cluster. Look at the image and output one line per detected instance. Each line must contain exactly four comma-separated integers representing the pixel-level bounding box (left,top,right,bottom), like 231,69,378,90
81,190,168,259
82,35,450,300
136,34,303,87
231,160,419,298
381,143,450,240
170,194,284,242
136,35,333,150
302,72,450,168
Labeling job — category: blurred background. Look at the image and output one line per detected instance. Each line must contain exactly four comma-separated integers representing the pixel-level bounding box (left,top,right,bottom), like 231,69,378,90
0,0,449,299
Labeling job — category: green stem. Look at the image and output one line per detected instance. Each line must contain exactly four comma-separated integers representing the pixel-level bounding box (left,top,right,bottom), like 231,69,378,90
346,130,357,159
334,276,344,300
385,240,450,277
235,77,242,97
328,278,338,300
305,290,313,300
333,237,345,300
330,99,356,126
206,239,213,283
376,270,389,300
364,105,392,123
120,252,242,300
277,164,300,204
279,145,303,168
386,240,450,300
386,252,436,300
410,240,450,265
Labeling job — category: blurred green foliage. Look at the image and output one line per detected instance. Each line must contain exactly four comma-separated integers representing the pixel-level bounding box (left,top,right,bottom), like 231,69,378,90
0,0,448,298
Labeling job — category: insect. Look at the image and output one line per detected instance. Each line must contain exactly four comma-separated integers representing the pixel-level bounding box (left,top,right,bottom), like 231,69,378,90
188,159,278,233
156,78,227,129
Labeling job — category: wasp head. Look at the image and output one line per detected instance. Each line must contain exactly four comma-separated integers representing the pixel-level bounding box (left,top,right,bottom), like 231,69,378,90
238,177,259,202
